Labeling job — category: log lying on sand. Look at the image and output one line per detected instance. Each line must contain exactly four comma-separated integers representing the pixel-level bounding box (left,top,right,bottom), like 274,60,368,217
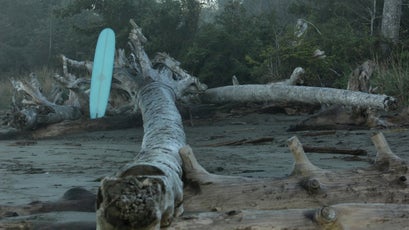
288,61,397,131
198,62,397,119
96,83,185,229
95,20,206,230
169,203,409,230
179,134,409,213
202,84,396,111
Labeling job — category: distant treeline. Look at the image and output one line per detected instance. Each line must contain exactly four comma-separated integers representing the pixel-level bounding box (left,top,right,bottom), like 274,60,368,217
1,0,409,89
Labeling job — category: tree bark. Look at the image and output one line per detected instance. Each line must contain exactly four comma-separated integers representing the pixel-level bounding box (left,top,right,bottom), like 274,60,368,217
96,83,185,230
381,0,402,43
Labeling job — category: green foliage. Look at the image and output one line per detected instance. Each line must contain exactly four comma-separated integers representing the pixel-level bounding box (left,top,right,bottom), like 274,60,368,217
373,50,409,106
284,0,384,87
183,0,384,87
1,0,409,104
57,0,202,58
182,1,276,87
0,0,53,73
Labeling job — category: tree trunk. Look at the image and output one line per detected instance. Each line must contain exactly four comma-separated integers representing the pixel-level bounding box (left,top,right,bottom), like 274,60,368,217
202,84,396,111
96,83,185,230
95,19,205,230
288,61,395,131
381,0,402,43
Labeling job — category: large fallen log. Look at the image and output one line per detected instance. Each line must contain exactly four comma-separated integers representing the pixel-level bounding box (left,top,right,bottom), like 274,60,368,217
288,61,397,131
179,133,409,212
96,83,185,229
169,203,409,230
95,20,206,230
201,84,396,111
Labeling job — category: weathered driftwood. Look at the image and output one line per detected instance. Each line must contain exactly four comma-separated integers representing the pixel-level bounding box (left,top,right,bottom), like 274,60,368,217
95,20,206,230
289,61,397,131
96,84,185,229
202,61,396,112
10,73,82,130
202,83,396,111
7,49,397,133
169,203,409,230
179,134,408,212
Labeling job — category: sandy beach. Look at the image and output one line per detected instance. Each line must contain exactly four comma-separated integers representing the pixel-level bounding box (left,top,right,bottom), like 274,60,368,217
0,112,408,227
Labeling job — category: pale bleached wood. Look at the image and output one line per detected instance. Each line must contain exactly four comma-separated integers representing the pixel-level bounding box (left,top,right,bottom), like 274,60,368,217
202,84,396,111
287,136,329,177
275,67,305,85
181,134,409,213
96,20,206,230
168,203,409,230
10,73,81,129
371,131,408,175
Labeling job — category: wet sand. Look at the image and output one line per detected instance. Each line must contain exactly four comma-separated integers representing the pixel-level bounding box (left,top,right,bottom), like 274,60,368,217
0,112,408,225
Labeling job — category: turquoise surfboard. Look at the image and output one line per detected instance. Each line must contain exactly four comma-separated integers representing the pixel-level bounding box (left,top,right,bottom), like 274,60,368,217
89,28,115,119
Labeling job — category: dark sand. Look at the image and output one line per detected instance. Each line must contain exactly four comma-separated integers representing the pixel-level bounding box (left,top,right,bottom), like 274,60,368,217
0,112,408,225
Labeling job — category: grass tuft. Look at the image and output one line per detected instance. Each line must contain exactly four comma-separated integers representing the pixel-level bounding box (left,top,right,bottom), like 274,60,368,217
373,52,409,107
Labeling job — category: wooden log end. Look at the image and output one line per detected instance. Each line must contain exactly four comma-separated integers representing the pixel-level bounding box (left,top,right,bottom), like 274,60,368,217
287,136,327,177
96,176,163,230
300,177,323,194
384,96,398,111
313,206,339,228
